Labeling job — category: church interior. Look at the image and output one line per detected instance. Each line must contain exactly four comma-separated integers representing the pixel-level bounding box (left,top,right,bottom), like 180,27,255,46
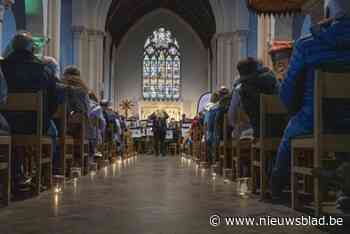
0,0,350,233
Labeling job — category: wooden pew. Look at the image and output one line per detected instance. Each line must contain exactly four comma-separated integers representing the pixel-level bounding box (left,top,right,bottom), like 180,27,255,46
0,91,53,196
123,130,135,159
191,124,202,161
69,113,89,176
232,108,252,180
291,68,350,216
251,94,288,197
0,136,11,206
53,103,74,180
220,113,232,178
103,125,115,162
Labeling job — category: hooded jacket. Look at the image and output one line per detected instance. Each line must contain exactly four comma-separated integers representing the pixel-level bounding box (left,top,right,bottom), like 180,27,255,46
237,67,279,137
280,17,350,130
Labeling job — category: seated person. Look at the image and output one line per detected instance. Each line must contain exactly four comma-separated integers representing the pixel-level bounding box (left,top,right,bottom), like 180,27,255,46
88,92,106,148
313,158,350,212
236,58,279,138
227,82,254,138
1,32,61,182
43,56,60,82
62,66,90,116
1,32,61,132
101,100,117,140
271,0,350,203
214,86,232,142
203,92,220,164
61,66,92,144
269,41,294,82
42,56,65,175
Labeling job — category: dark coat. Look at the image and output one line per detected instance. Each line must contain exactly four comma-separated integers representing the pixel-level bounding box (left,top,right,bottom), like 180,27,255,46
280,17,350,131
1,51,61,133
237,68,279,137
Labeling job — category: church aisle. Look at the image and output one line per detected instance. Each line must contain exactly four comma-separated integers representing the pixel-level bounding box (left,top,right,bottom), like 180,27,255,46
0,156,331,234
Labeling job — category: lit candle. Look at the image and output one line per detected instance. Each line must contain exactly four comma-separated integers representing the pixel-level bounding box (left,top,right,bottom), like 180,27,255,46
103,166,108,177
112,163,116,176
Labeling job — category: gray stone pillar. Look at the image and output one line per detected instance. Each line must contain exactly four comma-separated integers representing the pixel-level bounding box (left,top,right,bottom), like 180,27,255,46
216,33,226,89
87,29,97,90
95,31,105,97
87,29,105,94
46,0,61,60
214,30,249,90
72,26,86,73
103,34,113,100
210,36,218,92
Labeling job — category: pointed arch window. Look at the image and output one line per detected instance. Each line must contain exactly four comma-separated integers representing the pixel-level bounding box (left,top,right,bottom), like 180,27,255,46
143,27,181,101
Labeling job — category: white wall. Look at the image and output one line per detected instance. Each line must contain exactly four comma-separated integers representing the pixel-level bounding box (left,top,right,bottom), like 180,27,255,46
114,9,209,118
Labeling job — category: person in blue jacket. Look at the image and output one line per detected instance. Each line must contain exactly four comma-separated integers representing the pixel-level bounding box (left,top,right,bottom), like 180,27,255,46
271,0,350,201
204,92,220,165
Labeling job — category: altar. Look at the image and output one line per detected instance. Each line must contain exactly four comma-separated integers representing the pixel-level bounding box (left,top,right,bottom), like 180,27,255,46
139,101,183,120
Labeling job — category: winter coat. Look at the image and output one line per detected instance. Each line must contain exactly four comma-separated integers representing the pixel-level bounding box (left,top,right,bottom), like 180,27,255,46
237,68,279,137
280,17,350,131
1,51,61,134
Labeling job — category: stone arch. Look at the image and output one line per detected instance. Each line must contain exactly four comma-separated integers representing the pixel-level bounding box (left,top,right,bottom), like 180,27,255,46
113,8,210,117
117,8,206,55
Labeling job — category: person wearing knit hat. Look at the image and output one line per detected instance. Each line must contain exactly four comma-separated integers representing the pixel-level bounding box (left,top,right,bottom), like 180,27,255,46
236,57,279,138
269,41,294,81
271,0,350,204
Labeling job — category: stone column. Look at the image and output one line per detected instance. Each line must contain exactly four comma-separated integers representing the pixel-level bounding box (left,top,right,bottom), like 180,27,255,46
87,29,105,95
216,32,238,89
224,35,233,89
214,30,250,90
210,36,218,91
72,26,86,74
207,47,211,91
235,30,248,62
216,34,225,89
232,30,249,84
103,34,113,100
87,30,97,91
0,0,14,51
46,0,61,60
95,30,105,98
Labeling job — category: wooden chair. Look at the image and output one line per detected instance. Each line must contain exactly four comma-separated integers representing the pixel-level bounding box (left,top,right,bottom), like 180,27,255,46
0,91,53,196
69,113,89,176
232,108,253,180
167,133,179,156
218,113,232,177
291,67,350,216
191,125,202,161
53,103,74,180
123,130,135,159
221,112,234,179
251,94,288,197
104,125,115,161
0,136,11,206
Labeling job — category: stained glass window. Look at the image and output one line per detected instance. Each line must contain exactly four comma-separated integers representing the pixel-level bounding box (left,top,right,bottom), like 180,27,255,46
143,27,181,101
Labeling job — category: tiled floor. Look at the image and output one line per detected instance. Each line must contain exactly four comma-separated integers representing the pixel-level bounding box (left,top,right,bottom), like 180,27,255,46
0,155,346,234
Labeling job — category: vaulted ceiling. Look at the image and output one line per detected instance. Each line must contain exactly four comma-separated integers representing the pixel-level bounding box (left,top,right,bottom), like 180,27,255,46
106,0,216,48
